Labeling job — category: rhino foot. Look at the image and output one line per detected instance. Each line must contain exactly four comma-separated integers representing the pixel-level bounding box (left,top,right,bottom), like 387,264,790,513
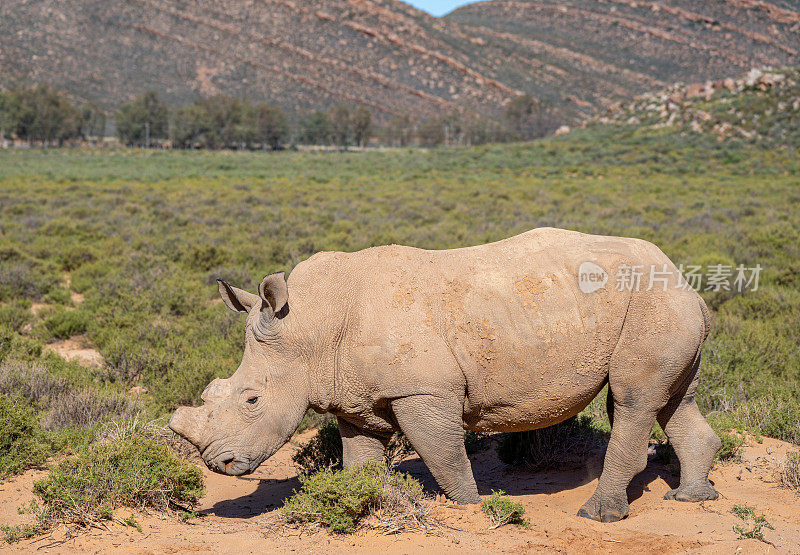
664,481,718,502
577,495,629,523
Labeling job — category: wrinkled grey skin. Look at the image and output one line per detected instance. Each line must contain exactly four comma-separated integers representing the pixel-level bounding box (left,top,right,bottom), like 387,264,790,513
170,228,721,522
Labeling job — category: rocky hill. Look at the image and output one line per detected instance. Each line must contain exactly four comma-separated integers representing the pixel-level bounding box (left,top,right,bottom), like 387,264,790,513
590,66,800,145
1,0,799,121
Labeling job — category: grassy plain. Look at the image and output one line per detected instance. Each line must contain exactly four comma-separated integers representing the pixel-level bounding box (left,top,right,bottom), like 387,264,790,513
0,125,798,448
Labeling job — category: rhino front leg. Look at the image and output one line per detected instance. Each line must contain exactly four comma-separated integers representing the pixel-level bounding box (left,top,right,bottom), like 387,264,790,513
391,394,481,504
337,417,390,468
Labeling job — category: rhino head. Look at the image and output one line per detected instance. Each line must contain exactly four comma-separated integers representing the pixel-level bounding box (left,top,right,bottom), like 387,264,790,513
169,272,312,476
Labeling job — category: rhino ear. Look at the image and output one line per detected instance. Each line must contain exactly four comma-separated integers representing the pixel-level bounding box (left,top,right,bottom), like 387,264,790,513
217,279,260,313
258,272,288,317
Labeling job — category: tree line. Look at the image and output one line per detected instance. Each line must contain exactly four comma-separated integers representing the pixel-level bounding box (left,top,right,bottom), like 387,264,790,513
1,86,563,149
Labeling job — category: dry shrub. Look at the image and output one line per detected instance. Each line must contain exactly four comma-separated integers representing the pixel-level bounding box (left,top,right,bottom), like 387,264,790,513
43,390,138,430
98,417,201,461
367,462,437,535
0,359,139,431
0,360,70,406
781,452,800,493
384,433,415,467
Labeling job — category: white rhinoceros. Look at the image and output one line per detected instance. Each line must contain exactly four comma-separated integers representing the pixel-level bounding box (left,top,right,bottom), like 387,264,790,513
170,228,720,522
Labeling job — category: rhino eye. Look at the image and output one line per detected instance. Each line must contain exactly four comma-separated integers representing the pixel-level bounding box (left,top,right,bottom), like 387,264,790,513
246,396,258,405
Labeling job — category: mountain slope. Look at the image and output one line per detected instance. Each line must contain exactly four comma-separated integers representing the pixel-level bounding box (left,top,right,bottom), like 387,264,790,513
1,0,798,122
445,0,800,116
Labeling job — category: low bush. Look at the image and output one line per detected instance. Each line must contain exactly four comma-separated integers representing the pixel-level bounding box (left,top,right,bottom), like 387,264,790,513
42,390,138,430
716,429,746,462
731,504,774,542
30,436,204,530
781,452,800,493
42,308,90,340
0,395,51,479
497,415,608,470
0,301,31,333
282,461,429,534
384,433,415,467
481,490,528,529
295,409,332,434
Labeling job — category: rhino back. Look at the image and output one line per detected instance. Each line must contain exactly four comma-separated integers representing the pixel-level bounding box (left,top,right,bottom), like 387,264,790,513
288,228,690,430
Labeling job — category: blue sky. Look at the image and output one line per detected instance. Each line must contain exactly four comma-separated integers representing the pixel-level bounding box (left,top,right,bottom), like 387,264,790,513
403,0,477,16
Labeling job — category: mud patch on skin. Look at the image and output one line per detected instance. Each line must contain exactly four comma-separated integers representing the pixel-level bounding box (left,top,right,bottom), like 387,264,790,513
442,279,470,322
392,287,415,310
472,318,498,368
391,342,416,365
515,274,550,307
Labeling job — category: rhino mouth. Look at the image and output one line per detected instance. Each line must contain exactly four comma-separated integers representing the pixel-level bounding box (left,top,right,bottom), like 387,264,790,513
205,452,254,475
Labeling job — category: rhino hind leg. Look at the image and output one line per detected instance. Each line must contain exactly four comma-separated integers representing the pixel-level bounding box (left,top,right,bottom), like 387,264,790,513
391,394,481,504
657,361,721,503
579,304,706,523
577,403,657,522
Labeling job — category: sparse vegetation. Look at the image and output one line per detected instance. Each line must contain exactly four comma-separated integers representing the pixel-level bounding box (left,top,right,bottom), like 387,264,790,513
481,490,528,529
497,415,608,470
731,504,774,542
282,461,428,534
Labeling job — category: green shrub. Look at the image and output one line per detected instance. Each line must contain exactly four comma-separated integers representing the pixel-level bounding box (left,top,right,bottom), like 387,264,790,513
0,523,38,543
31,437,204,530
42,308,90,339
292,418,343,474
481,490,528,529
731,504,774,541
282,461,425,534
717,429,746,462
497,415,608,470
0,301,32,333
0,395,51,479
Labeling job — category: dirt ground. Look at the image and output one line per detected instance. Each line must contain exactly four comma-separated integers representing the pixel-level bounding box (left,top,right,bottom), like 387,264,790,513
1,432,798,554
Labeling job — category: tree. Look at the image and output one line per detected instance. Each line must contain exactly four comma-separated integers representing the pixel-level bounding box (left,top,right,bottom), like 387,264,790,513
418,117,445,147
115,91,168,147
0,91,22,142
351,106,372,148
80,102,106,141
254,104,288,150
503,94,561,141
328,104,351,149
171,104,207,148
15,85,80,146
384,114,413,146
299,111,330,145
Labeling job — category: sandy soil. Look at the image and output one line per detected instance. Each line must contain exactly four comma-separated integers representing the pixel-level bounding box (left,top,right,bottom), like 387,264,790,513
2,433,798,554
42,335,104,369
